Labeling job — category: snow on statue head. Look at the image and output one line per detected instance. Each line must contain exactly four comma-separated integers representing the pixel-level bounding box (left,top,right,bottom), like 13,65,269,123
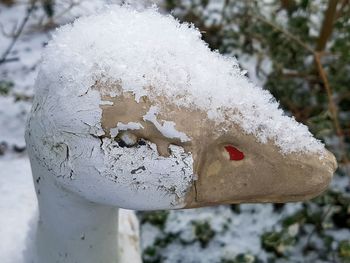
26,6,337,211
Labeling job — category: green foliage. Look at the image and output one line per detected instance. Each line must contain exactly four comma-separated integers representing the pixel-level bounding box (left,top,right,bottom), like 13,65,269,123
230,204,241,213
192,220,215,247
143,246,160,263
339,240,350,261
41,0,55,18
143,233,179,263
261,229,296,256
0,80,13,95
221,253,261,263
139,210,169,229
140,217,217,261
270,189,350,260
312,190,350,229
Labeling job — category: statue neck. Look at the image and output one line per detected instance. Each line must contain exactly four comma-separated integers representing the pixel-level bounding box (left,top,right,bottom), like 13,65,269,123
31,161,119,263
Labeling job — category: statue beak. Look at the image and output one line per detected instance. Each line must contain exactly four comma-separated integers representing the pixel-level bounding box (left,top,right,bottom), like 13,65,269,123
185,142,337,208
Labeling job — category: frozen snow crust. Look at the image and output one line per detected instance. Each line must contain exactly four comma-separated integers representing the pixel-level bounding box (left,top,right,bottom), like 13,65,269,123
40,5,324,154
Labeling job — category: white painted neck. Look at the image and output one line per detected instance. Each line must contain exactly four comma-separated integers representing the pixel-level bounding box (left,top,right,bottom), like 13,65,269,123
31,159,120,263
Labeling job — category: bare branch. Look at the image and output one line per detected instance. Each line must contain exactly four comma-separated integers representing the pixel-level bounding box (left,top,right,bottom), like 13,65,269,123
249,3,348,170
0,0,37,65
335,0,350,19
0,57,19,63
314,52,342,137
316,0,339,52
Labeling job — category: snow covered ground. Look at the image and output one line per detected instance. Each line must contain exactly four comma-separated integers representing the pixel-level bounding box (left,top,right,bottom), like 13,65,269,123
0,157,37,263
0,1,348,263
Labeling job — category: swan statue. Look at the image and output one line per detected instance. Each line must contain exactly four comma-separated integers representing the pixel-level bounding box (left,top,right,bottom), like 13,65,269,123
3,5,337,263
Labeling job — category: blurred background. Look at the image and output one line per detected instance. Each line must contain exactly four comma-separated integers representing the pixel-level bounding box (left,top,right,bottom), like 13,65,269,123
0,0,349,262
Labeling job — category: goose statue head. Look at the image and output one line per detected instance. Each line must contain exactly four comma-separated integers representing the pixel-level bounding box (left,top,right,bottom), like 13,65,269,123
25,6,337,263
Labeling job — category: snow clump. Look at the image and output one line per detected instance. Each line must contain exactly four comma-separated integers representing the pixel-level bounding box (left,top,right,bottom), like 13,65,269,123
39,5,325,154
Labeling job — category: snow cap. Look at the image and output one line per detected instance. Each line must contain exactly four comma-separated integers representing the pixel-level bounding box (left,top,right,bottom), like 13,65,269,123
40,5,325,155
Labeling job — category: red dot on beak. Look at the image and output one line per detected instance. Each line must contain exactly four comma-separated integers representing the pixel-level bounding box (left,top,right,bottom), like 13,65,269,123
224,145,244,161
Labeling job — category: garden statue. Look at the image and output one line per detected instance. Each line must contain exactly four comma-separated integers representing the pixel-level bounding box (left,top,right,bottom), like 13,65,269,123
25,6,337,263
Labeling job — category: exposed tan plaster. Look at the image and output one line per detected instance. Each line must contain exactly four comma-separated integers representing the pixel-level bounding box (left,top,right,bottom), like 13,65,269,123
94,82,337,208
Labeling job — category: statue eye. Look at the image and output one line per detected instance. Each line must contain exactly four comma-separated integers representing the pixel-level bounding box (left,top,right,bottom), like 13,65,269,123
116,132,138,148
116,132,148,148
224,145,244,161
137,138,147,146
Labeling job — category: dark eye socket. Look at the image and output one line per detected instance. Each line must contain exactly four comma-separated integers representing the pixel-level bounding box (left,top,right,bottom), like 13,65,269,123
137,139,147,146
116,133,147,148
116,138,130,148
224,145,244,161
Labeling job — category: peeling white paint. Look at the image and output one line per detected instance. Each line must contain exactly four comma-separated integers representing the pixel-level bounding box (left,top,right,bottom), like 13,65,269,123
143,106,191,143
101,138,194,209
100,100,114,105
110,122,144,138
26,73,194,211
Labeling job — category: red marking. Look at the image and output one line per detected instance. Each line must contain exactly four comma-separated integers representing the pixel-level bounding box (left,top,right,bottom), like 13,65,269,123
224,145,244,161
